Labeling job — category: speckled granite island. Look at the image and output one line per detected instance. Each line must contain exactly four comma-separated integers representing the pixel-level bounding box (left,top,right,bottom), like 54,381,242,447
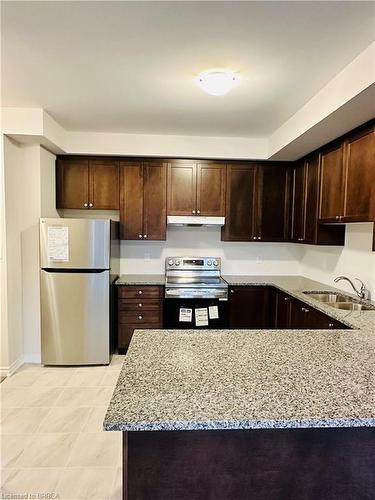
105,276,375,500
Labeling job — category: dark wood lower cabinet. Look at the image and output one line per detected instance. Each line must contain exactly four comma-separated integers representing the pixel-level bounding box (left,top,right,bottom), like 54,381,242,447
118,285,163,352
123,428,375,500
229,286,274,328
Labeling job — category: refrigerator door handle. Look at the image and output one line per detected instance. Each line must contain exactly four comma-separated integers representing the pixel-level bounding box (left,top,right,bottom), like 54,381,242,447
41,268,109,273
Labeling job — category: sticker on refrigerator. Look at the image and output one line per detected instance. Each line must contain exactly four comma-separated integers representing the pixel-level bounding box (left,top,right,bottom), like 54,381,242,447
179,308,192,322
208,305,219,320
195,308,209,327
48,226,69,261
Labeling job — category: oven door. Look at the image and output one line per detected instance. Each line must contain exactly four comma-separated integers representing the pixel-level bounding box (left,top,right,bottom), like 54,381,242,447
164,298,228,329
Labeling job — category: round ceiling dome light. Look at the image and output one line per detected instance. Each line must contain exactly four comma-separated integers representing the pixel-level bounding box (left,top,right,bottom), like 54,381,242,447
195,70,240,96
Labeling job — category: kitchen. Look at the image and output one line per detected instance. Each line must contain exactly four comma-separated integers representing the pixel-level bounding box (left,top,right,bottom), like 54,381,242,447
1,1,375,499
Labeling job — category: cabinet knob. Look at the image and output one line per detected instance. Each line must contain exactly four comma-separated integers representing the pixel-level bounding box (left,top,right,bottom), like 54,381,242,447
302,308,310,313
230,289,234,293
138,290,143,295
83,203,88,207
89,203,93,207
335,215,340,220
138,235,142,239
328,323,334,328
253,236,257,240
258,236,261,240
138,303,143,307
192,210,196,214
197,210,201,214
138,315,143,320
143,235,147,239
284,297,290,301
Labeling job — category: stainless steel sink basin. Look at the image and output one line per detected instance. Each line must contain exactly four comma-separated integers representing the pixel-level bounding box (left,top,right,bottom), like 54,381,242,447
303,292,348,303
303,291,375,311
329,302,375,311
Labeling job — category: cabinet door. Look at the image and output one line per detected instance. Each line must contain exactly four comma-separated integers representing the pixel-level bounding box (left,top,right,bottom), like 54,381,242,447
229,286,272,328
56,158,89,209
89,159,119,210
167,161,197,215
143,163,167,240
319,143,345,222
343,126,375,222
290,163,306,242
120,162,144,240
222,165,257,241
257,164,290,242
196,162,226,216
275,291,292,328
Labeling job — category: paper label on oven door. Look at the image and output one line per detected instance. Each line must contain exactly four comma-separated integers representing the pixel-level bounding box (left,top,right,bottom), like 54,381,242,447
179,308,192,322
195,308,209,327
208,305,219,320
47,226,69,261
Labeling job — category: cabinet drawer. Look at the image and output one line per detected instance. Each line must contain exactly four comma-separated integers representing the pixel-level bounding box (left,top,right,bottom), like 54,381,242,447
118,285,163,299
118,299,161,311
118,309,162,325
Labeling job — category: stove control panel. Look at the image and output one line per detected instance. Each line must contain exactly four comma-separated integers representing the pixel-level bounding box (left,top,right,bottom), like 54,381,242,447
165,257,221,271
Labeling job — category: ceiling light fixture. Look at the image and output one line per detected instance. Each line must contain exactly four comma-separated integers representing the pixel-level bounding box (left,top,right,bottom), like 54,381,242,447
195,69,240,96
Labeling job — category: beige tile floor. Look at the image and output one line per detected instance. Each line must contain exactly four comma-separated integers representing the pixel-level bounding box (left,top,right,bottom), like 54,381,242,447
0,355,125,500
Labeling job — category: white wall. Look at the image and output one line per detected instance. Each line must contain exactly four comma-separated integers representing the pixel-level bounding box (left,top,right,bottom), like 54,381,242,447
300,223,375,298
1,137,57,374
120,226,303,275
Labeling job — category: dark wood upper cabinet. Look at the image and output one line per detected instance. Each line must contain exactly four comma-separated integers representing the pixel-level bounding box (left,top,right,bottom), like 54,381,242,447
319,142,345,222
222,163,289,242
221,164,257,241
167,161,197,215
196,162,226,216
56,157,119,210
258,163,290,241
120,161,167,241
89,159,119,210
56,158,89,209
291,155,345,245
143,163,167,240
343,126,375,222
120,162,144,240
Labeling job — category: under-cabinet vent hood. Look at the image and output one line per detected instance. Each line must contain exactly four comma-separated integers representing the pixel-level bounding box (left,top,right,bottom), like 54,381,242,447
167,216,225,227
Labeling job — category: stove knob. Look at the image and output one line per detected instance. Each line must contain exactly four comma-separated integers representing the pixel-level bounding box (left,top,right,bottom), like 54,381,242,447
175,260,181,266
213,260,218,266
168,259,174,266
207,260,212,266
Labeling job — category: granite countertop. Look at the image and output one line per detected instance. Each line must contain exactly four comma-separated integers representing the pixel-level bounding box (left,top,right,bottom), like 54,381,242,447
116,274,165,286
104,275,375,432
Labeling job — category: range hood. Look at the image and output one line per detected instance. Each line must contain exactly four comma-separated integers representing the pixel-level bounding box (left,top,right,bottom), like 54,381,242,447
167,216,225,227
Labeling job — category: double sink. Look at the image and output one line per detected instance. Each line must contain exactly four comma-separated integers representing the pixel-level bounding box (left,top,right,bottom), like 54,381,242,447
303,292,375,311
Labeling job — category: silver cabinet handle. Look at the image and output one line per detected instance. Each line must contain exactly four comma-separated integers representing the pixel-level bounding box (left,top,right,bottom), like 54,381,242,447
143,235,147,238
258,236,261,240
230,289,234,293
328,323,334,328
89,203,93,207
138,315,143,320
84,203,88,207
302,308,310,313
335,215,340,220
253,236,257,240
138,303,143,307
284,297,290,301
197,210,201,214
192,210,196,214
138,290,143,295
138,235,142,239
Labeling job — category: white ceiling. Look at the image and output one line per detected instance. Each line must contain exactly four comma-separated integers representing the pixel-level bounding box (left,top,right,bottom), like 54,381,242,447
2,1,374,137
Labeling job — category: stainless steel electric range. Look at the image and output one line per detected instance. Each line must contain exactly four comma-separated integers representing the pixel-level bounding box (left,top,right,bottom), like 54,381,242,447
164,257,229,329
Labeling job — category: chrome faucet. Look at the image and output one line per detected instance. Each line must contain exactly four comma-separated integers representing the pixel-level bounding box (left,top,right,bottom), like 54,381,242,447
334,276,370,301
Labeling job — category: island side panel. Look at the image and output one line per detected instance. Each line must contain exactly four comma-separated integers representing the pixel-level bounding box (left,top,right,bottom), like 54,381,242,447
123,428,375,500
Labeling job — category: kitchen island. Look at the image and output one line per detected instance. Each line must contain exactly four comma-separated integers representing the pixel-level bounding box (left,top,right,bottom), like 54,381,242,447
104,277,375,499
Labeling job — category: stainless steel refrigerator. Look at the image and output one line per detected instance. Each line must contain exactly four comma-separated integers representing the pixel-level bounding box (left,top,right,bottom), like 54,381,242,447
40,218,119,365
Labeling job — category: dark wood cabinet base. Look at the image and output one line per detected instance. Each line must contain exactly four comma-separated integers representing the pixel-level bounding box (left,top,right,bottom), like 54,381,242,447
123,427,375,500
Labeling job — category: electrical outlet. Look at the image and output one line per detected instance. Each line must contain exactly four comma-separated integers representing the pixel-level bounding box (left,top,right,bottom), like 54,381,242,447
144,252,151,262
256,255,263,264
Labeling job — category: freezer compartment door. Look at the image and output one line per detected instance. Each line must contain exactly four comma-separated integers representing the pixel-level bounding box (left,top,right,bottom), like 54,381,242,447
40,218,110,269
41,270,110,365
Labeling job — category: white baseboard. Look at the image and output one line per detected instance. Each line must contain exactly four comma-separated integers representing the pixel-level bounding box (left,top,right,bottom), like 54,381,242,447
0,355,24,378
0,353,41,378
